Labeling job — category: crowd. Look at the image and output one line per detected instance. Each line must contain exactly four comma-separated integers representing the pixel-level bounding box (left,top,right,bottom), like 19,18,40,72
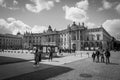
32,46,111,67
92,49,111,64
32,47,54,67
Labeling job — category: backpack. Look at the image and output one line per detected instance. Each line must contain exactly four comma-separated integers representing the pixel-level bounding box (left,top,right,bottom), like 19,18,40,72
105,51,110,57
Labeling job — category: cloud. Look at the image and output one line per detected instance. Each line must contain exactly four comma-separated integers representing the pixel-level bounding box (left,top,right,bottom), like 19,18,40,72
76,0,89,10
26,0,56,13
7,17,16,22
8,20,31,34
0,0,4,5
55,0,60,3
0,0,19,10
0,18,47,35
0,0,6,8
13,0,18,5
86,22,96,29
63,0,89,22
0,18,31,34
0,19,12,34
31,25,47,33
115,3,120,13
98,0,112,11
102,19,120,39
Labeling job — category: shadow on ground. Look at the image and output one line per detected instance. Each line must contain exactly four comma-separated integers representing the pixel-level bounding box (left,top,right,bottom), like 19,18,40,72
108,62,119,65
0,55,64,65
0,56,33,65
3,63,73,80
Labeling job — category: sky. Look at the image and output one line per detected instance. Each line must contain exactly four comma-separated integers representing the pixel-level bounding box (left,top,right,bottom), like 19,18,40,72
0,0,120,39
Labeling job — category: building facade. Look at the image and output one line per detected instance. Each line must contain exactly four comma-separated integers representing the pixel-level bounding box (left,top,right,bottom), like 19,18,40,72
60,22,112,51
23,25,60,52
0,33,23,50
23,22,112,51
0,22,114,51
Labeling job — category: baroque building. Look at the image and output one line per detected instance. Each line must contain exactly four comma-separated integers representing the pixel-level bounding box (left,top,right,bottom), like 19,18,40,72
60,22,112,51
23,25,59,52
23,22,112,51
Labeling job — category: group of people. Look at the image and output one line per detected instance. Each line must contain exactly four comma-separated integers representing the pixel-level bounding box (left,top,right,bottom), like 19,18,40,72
92,49,111,64
32,47,53,67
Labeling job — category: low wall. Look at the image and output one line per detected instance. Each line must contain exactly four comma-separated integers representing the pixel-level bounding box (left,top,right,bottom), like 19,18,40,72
76,51,95,54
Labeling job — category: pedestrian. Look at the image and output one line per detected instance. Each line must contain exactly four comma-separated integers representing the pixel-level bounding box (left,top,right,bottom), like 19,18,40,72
38,48,42,62
96,49,100,62
92,52,96,62
105,49,111,64
49,48,53,61
33,47,39,67
100,50,105,63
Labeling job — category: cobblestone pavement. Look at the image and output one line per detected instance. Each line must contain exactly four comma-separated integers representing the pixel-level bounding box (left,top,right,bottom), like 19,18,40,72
46,51,120,80
2,51,120,80
0,51,89,80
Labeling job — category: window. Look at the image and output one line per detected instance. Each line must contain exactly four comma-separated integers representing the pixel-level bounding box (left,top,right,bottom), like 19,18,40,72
97,34,100,40
92,35,95,40
87,36,89,41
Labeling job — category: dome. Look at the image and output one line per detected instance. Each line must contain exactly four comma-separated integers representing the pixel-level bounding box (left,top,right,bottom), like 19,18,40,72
71,22,78,30
47,25,53,33
17,31,21,35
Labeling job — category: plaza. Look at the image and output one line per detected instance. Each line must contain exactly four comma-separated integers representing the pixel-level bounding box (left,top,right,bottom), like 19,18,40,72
0,50,120,80
0,50,91,80
0,0,120,80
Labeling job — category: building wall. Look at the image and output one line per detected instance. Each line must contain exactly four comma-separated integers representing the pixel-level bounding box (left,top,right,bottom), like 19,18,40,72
23,26,60,49
59,23,112,51
23,23,112,51
0,34,22,50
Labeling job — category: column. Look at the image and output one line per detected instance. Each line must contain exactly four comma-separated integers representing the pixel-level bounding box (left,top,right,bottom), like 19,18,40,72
79,30,81,50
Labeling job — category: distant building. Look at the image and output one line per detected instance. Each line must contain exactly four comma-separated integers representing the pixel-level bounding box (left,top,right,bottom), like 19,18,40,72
60,22,112,51
0,22,113,51
0,33,23,50
23,22,112,51
23,25,60,52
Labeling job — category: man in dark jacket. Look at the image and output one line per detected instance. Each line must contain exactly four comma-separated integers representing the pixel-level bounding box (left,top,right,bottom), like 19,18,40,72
96,49,100,62
33,47,39,67
49,48,53,61
105,49,111,64
92,52,96,62
38,47,43,62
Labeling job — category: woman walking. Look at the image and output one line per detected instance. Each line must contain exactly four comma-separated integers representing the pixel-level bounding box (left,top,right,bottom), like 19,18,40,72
33,47,39,67
92,52,96,62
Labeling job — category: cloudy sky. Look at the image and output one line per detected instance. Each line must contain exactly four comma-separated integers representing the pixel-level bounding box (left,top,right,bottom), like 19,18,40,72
0,0,120,39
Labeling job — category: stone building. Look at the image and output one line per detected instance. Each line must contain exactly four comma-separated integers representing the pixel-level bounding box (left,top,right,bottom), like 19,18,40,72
60,22,112,51
23,22,112,51
0,33,23,50
23,25,60,52
0,22,113,51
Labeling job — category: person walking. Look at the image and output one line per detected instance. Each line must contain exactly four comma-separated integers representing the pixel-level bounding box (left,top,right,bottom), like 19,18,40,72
38,48,42,62
96,49,100,62
105,49,111,64
92,52,96,62
100,50,105,63
49,48,53,61
33,47,39,67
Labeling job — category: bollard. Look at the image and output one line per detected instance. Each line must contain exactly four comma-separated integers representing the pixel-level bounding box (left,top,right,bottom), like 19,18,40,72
87,52,89,58
81,53,82,57
18,51,20,53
